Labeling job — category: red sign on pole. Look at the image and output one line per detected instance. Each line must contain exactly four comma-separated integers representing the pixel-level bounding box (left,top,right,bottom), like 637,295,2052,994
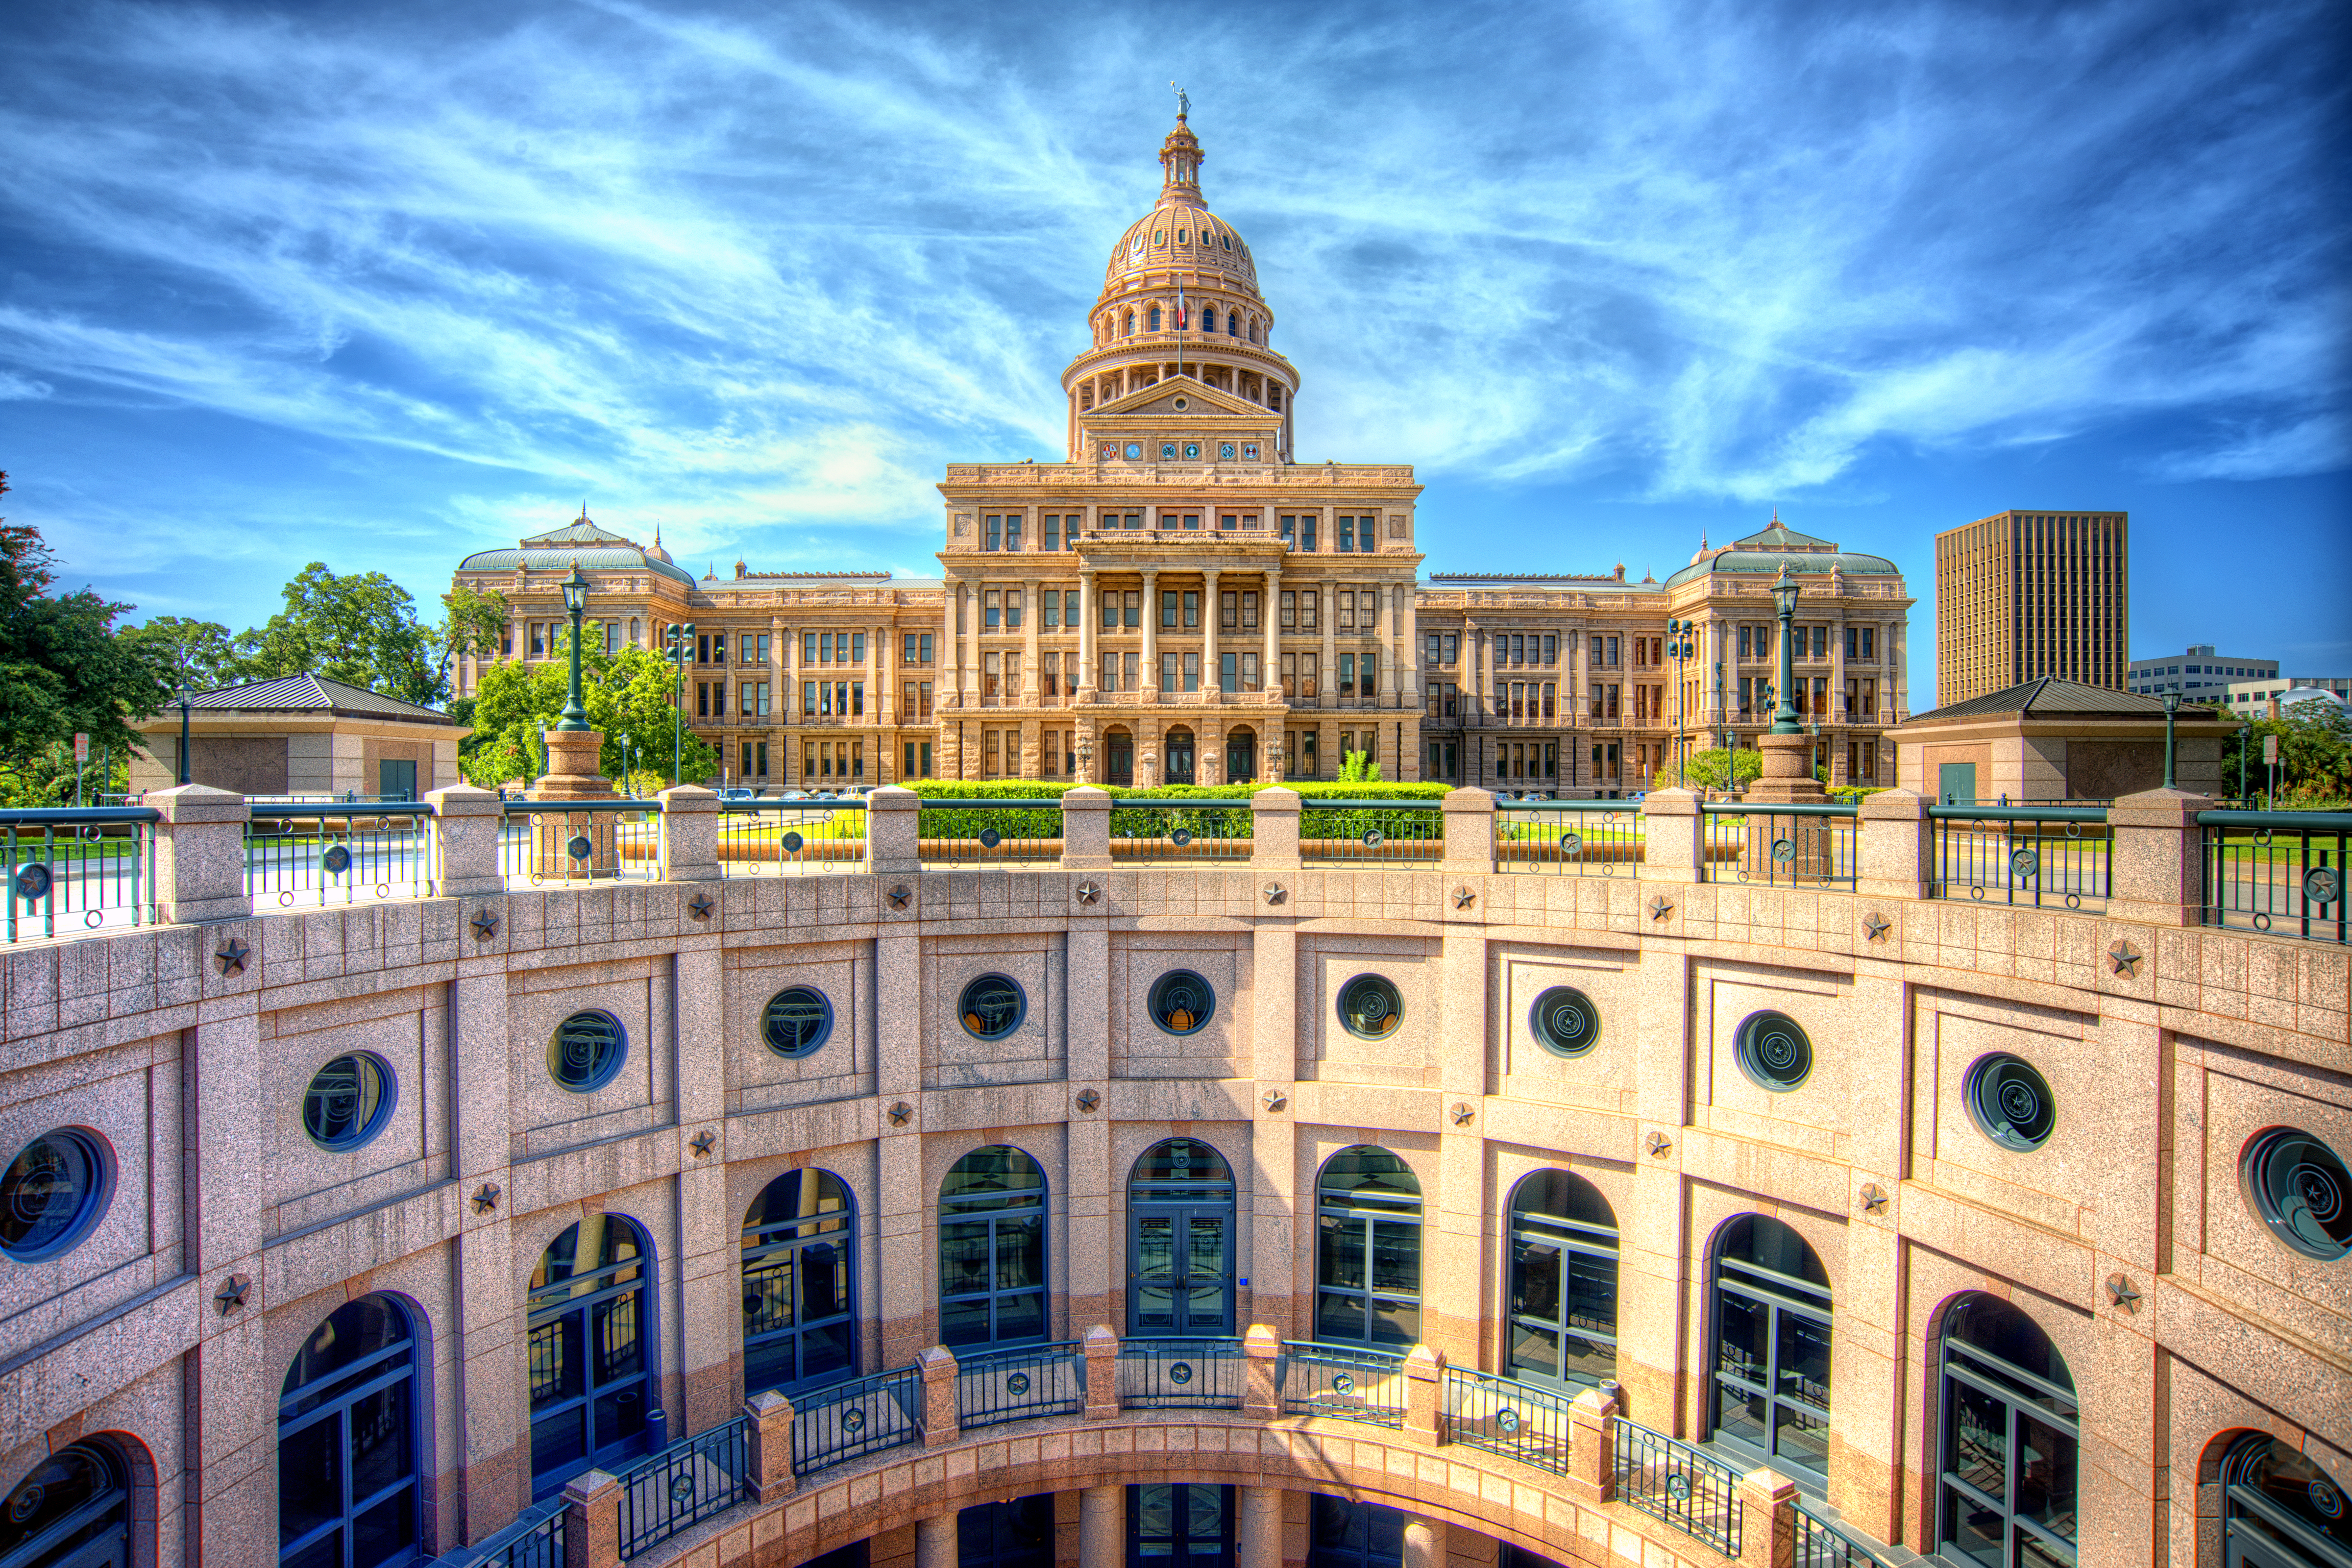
73,733,88,763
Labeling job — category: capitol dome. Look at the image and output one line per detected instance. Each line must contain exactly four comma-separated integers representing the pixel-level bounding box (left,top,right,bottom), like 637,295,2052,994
1102,118,1260,294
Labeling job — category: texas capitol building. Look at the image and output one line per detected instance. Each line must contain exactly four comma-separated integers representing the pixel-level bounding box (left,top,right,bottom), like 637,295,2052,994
454,114,1913,791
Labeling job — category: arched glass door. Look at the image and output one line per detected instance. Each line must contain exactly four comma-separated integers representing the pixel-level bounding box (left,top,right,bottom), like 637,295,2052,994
1127,1139,1235,1336
278,1295,420,1568
940,1147,1048,1350
959,1496,1054,1568
2224,1435,2352,1568
1130,1485,1233,1568
1506,1170,1619,1391
1224,732,1255,783
1105,733,1134,787
1709,1215,1831,1484
1314,1147,1422,1347
1937,1296,2079,1568
743,1169,856,1397
1165,729,1196,786
529,1217,653,1497
0,1442,128,1568
1308,1497,1404,1568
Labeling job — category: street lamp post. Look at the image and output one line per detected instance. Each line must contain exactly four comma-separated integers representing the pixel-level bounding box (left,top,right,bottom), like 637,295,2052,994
2162,687,2181,791
663,621,696,785
556,566,591,733
1076,737,1095,786
176,686,194,786
1769,566,1803,735
1666,618,1696,785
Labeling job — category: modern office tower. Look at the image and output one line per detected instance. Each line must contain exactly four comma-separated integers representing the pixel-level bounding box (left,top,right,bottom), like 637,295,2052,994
1934,510,2128,708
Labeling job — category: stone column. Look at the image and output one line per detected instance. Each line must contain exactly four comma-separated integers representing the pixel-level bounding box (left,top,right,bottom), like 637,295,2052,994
919,1345,960,1447
1242,1325,1282,1418
743,1390,796,1503
1251,787,1302,870
147,783,253,924
1238,1487,1283,1568
917,1512,957,1568
1318,575,1336,713
1204,567,1222,699
1262,571,1280,703
1829,612,1848,782
1402,1515,1446,1568
1078,570,1099,697
425,783,504,896
655,784,721,882
1142,568,1161,697
866,785,921,876
959,576,978,708
1062,786,1113,871
2110,788,2208,927
1441,788,1494,873
1639,788,1704,882
1856,788,1930,900
1084,1324,1121,1419
1081,1486,1124,1568
1022,578,1042,706
1735,1470,1797,1568
1403,1345,1446,1445
561,1469,622,1568
1565,1387,1617,1503
1396,583,1419,716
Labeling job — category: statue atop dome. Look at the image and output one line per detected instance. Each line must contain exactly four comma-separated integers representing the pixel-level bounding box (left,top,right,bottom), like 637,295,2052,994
1172,81,1189,120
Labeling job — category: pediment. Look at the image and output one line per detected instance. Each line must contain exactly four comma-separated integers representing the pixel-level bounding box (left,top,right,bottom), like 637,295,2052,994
1092,377,1274,421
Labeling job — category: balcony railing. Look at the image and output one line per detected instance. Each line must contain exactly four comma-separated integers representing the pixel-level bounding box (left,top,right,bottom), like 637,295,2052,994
615,1414,747,1560
954,1341,1086,1430
1495,800,1641,877
1700,803,1857,889
1298,801,1444,866
1116,1337,1245,1409
792,1365,924,1474
716,799,866,876
2199,809,2349,944
244,802,437,906
0,807,158,942
1610,1416,1741,1556
498,798,663,886
1795,1499,1899,1568
1927,805,2110,913
914,799,1065,867
1278,1341,1408,1426
1110,800,1253,863
1441,1366,1576,1476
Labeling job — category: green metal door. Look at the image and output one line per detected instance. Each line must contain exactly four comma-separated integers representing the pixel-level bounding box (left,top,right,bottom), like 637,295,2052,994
1938,762,1977,806
379,759,417,801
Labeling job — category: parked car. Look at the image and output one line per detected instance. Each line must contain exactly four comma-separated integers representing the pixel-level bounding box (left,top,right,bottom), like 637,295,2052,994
716,787,759,802
1625,791,1648,806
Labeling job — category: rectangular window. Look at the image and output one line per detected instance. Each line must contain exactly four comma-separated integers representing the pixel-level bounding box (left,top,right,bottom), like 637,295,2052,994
852,682,864,716
1739,625,1752,659
1543,683,1556,719
1302,515,1318,552
1162,590,1179,629
697,682,710,718
1241,651,1260,692
851,632,865,662
1299,652,1318,698
1338,591,1354,632
1543,634,1556,665
822,631,836,663
1300,590,1318,632
1044,515,1060,552
983,653,1002,699
1062,589,1079,625
1103,593,1120,630
1338,516,1356,552
801,681,817,716
1242,591,1258,629
1183,590,1199,628
1004,590,1022,630
1339,652,1355,697
1861,628,1874,659
1042,660,1060,699
1280,591,1297,631
984,590,1002,630
1812,625,1827,658
1219,513,1238,531
1182,651,1199,691
805,632,819,664
1101,652,1120,692
1004,514,1023,551
1845,626,1857,660
984,515,1002,551
1606,636,1618,667
1124,591,1140,628
1280,515,1296,549
1426,633,1442,665
1221,651,1238,692
1042,593,1060,630
1362,651,1377,699
1222,590,1239,631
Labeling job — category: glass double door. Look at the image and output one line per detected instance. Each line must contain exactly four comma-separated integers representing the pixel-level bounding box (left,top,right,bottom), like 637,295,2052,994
1711,1272,1831,1482
1131,1485,1232,1568
1128,1203,1232,1336
1166,732,1196,785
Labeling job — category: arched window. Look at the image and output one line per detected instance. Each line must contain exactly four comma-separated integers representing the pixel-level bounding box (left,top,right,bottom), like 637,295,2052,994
0,1441,128,1568
1228,314,1240,338
1202,307,1218,333
1315,1147,1421,1346
2223,1434,2351,1568
279,1294,420,1568
1506,1170,1619,1391
960,1496,1055,1568
1309,1496,1405,1568
743,1169,856,1397
1148,304,1163,332
1709,1215,1831,1483
1128,1139,1235,1335
940,1147,1047,1349
1164,726,1196,786
1124,312,1135,337
529,1217,653,1495
1937,1296,2078,1568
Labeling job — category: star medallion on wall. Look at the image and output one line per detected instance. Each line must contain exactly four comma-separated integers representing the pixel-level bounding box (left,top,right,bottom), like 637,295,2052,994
1452,886,1476,910
1648,895,1675,923
2105,1273,2141,1312
1263,882,1286,905
1863,912,1890,943
471,908,501,941
214,1273,251,1314
687,891,715,921
1261,1088,1288,1113
688,1130,716,1158
2107,939,2143,978
1646,1131,1673,1158
888,884,912,909
1449,1101,1476,1127
471,1182,501,1214
1076,1089,1101,1113
1074,881,1101,906
213,937,250,976
888,1101,914,1127
1860,1183,1890,1215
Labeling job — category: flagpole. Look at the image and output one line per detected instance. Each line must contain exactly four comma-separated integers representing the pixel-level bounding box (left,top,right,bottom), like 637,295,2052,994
1176,276,1185,381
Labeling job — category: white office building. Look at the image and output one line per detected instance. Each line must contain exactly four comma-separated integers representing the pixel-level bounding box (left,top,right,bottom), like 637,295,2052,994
2126,643,2276,698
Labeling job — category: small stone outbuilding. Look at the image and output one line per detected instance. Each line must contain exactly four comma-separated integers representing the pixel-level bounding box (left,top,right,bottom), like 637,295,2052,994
130,674,459,799
1890,676,2236,803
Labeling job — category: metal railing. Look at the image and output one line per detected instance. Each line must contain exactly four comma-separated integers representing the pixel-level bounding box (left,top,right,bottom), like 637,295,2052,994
615,1414,748,1560
1111,800,1253,862
914,799,1065,867
1701,803,1856,889
2199,810,2350,944
1,808,157,942
499,799,662,886
1927,805,2111,912
1441,1366,1575,1475
1278,1342,1408,1426
954,1341,1086,1430
792,1365,924,1476
717,800,867,875
244,803,437,907
1116,1337,1245,1408
425,1501,564,1568
1298,802,1444,866
1610,1417,1741,1555
1495,801,1642,876
1795,1499,1898,1568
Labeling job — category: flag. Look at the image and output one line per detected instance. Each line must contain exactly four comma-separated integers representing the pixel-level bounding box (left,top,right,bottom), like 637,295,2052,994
1176,278,1186,330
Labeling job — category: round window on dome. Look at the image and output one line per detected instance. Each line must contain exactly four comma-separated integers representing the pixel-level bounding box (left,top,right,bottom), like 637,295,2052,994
1338,974,1403,1040
2243,1127,2352,1261
1733,1010,1813,1092
548,1010,627,1093
0,1129,111,1262
303,1053,395,1151
763,986,833,1057
1965,1054,2055,1151
960,975,1027,1040
1529,986,1601,1058
1149,971,1215,1036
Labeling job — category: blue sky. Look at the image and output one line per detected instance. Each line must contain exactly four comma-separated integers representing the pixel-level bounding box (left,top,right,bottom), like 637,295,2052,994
2,0,2346,702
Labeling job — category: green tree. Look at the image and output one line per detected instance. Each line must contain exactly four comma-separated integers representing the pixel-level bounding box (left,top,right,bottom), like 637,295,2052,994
459,631,715,791
239,562,446,706
1658,746,1763,792
0,476,175,803
120,615,245,690
439,583,508,669
1338,749,1384,783
2223,704,2352,806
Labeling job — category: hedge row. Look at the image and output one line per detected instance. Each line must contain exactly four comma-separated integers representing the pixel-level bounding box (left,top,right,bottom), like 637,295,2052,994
891,778,1450,840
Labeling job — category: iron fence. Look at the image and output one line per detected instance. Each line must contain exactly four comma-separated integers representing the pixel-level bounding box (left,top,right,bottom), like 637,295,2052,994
914,800,1065,867
498,799,662,886
1116,1337,1245,1408
425,1501,564,1568
717,800,867,876
1609,1416,1741,1555
954,1341,1086,1430
1298,802,1444,867
2199,810,2350,944
1440,1366,1574,1476
615,1414,747,1560
244,803,437,907
1795,1500,1897,1568
1927,805,2111,912
1495,801,1642,876
1278,1342,1407,1426
1700,804,1857,889
1110,800,1253,863
792,1365,924,1476
1,808,157,942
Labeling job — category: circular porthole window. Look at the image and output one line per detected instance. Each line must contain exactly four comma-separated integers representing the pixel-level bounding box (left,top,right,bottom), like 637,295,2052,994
762,986,833,1057
0,1130,111,1262
1338,974,1404,1040
959,975,1027,1040
2243,1127,2352,1261
1529,986,1601,1058
1965,1054,2056,1151
548,1010,627,1093
302,1053,395,1151
1150,970,1215,1035
1734,1010,1813,1092
1172,396,1189,411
